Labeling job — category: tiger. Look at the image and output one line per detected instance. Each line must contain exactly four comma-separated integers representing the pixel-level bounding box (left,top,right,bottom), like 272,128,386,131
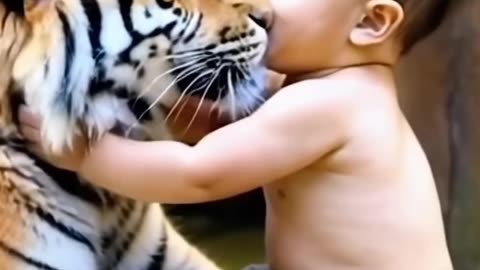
0,0,271,269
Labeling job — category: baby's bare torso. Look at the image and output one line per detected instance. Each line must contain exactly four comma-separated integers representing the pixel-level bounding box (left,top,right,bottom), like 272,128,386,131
262,70,453,270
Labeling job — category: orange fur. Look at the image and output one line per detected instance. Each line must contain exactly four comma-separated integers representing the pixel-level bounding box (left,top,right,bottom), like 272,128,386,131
0,4,31,268
0,1,270,269
0,149,28,269
0,5,29,126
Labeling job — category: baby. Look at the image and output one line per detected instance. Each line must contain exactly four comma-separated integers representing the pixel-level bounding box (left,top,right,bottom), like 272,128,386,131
20,0,454,269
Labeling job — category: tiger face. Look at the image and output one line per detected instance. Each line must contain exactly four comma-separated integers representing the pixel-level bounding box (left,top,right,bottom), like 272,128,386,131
161,0,272,115
12,0,271,152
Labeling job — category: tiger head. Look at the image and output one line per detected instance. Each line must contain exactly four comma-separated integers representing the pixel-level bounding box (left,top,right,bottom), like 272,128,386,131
10,0,271,152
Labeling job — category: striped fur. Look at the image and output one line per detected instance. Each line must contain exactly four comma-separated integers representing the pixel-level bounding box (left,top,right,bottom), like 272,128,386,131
0,0,270,269
14,0,270,153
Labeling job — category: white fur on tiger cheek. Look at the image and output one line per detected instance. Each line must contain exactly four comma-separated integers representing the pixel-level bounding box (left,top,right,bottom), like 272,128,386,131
249,20,269,66
83,95,139,139
219,64,267,119
100,9,132,55
217,21,269,119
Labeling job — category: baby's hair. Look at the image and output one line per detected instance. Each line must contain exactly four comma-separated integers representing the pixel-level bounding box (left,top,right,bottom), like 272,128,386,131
394,0,451,54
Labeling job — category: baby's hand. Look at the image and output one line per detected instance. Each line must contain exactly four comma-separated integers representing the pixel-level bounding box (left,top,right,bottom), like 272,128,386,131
18,105,88,172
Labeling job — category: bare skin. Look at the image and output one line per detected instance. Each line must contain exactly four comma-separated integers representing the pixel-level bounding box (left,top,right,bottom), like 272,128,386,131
18,0,453,269
263,67,452,270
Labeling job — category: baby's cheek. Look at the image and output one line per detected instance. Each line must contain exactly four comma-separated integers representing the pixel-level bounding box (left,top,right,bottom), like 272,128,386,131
265,70,286,95
264,45,289,73
264,25,291,68
264,39,282,67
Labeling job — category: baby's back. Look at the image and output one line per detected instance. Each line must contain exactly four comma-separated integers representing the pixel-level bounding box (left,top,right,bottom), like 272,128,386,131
263,73,453,270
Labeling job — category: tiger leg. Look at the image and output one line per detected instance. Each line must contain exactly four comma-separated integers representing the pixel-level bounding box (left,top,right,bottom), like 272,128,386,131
115,204,221,270
161,219,222,270
0,148,100,270
0,191,98,269
242,264,270,270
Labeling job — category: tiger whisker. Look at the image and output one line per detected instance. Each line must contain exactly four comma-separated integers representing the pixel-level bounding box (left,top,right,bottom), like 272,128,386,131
237,35,255,71
93,48,106,63
233,66,265,106
165,69,214,123
160,50,208,61
168,59,224,120
232,59,266,107
227,68,238,119
125,64,208,135
170,67,223,124
136,56,210,100
132,57,217,134
129,51,206,75
171,47,216,56
228,36,265,113
182,63,228,136
137,58,218,122
135,62,209,123
210,85,224,121
231,70,252,116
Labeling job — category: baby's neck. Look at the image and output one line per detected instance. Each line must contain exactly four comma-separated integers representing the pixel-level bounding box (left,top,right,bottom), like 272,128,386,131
285,64,396,89
284,68,342,85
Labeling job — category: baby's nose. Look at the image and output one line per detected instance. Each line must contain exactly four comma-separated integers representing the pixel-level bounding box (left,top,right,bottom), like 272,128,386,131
249,9,274,31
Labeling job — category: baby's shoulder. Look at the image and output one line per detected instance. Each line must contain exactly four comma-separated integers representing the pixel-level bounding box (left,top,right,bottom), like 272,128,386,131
254,78,363,140
268,78,363,116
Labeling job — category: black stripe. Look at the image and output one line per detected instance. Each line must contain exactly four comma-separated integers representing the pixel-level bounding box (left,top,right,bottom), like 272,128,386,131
219,42,261,57
1,9,10,32
155,0,174,9
117,0,177,63
0,161,95,254
145,222,167,270
111,205,148,268
5,29,17,57
101,200,136,251
118,0,142,63
0,166,45,189
56,8,75,117
172,11,192,44
2,0,24,16
80,0,104,62
35,206,96,253
183,14,203,44
154,20,177,40
127,96,153,122
2,103,105,207
0,155,93,226
28,155,105,207
118,0,136,36
0,240,59,270
0,135,25,148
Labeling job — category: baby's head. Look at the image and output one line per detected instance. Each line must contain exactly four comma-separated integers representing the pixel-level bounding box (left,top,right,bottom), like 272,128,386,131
267,0,450,74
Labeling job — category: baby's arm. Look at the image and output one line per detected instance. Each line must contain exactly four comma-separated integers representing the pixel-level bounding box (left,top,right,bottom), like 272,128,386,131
167,70,286,144
78,81,348,203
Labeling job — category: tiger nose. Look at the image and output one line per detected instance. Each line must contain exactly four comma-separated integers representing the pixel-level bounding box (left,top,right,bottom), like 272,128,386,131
249,9,274,31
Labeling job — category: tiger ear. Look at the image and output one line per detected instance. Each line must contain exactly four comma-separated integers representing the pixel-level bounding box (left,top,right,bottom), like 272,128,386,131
23,0,54,22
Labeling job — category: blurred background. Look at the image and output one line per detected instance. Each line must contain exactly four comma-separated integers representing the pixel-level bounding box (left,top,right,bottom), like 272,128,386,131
165,1,480,269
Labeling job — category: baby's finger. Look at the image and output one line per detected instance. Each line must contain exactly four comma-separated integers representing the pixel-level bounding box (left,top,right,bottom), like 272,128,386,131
31,145,54,164
18,105,41,128
19,124,41,144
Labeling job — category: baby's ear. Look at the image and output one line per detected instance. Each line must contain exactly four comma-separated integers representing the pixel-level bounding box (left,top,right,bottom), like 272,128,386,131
23,0,54,23
349,0,404,47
